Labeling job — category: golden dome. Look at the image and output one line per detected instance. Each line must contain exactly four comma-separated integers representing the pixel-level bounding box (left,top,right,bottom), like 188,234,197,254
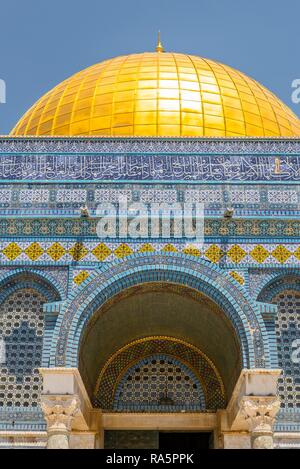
11,51,300,137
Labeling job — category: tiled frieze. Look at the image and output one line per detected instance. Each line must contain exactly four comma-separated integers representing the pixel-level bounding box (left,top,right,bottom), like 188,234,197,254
0,218,299,238
95,189,133,203
0,153,299,182
0,240,299,266
0,184,299,218
0,407,45,431
1,136,300,155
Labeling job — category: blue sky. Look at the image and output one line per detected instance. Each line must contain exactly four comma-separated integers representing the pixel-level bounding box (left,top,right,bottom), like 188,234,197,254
0,0,299,134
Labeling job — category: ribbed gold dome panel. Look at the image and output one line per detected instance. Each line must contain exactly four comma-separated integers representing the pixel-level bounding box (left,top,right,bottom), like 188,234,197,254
11,52,300,137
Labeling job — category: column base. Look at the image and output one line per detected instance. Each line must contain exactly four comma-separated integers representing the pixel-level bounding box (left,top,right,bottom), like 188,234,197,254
252,433,274,449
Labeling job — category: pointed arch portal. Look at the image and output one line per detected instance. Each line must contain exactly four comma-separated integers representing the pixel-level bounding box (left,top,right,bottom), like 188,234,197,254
47,253,274,408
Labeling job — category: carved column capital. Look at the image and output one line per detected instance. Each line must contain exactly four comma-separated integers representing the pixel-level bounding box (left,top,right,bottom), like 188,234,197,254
41,395,81,449
240,396,280,449
240,396,280,433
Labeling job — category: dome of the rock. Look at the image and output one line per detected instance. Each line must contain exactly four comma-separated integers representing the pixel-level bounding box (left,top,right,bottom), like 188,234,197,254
11,49,300,137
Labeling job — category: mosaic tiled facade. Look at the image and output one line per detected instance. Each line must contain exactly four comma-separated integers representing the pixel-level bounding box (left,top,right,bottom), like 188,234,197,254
0,136,299,447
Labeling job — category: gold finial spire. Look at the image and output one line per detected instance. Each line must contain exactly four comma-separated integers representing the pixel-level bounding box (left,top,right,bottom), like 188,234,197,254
156,31,164,53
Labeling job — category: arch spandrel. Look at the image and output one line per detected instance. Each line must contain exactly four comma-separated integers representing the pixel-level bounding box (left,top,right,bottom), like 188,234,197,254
0,269,63,302
256,271,300,303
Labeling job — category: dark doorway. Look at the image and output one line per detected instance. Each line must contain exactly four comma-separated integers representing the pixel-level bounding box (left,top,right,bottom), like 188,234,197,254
104,430,158,449
159,432,212,450
104,430,213,449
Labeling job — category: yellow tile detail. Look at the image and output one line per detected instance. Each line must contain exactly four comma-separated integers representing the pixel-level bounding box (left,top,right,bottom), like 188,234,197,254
227,245,246,263
162,244,177,253
47,242,66,261
205,245,223,263
69,243,88,261
25,242,44,261
2,242,22,261
73,271,90,285
92,243,112,261
114,243,133,259
183,245,201,257
294,247,300,261
272,245,291,264
250,245,270,263
138,243,155,253
229,271,245,285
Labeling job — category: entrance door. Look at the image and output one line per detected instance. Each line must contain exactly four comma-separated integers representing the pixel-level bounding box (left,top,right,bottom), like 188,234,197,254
104,430,213,449
159,432,212,450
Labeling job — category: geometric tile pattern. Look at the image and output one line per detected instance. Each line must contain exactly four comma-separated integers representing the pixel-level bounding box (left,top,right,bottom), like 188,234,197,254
0,185,298,212
114,244,134,259
46,243,66,261
24,243,43,261
0,289,45,408
0,135,299,436
250,245,270,263
1,218,300,239
91,243,112,261
2,243,22,261
0,241,299,266
275,290,300,410
94,336,226,411
272,246,292,264
0,185,299,211
203,245,223,263
2,135,300,154
227,245,246,263
113,354,206,412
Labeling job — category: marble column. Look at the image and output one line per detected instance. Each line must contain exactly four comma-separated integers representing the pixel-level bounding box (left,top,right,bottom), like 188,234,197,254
41,396,80,449
240,396,281,449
